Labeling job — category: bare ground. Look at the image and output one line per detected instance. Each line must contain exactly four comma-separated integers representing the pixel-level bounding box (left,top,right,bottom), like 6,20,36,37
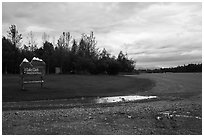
2,73,202,135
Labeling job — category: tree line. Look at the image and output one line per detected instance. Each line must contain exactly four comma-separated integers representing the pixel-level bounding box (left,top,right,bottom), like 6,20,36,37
138,63,202,73
2,25,135,75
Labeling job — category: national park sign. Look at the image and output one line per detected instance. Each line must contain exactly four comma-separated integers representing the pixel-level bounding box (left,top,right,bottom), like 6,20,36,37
20,57,46,90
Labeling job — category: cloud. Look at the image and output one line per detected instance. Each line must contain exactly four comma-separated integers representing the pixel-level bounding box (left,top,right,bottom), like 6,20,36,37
2,2,202,68
25,26,54,33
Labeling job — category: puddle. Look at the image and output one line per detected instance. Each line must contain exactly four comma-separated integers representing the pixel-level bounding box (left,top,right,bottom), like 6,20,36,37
95,95,157,104
3,95,158,110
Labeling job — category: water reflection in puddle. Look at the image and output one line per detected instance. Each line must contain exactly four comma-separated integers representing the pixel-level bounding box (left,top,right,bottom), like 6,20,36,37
3,95,158,110
95,95,157,103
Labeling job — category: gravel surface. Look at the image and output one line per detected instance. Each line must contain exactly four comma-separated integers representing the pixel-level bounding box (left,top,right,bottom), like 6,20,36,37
2,99,201,135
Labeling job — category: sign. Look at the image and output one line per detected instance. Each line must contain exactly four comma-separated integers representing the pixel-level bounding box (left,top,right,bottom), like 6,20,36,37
24,67,42,75
19,57,46,90
20,57,45,75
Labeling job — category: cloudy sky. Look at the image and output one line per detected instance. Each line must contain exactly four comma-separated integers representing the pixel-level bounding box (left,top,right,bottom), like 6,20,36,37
2,2,202,68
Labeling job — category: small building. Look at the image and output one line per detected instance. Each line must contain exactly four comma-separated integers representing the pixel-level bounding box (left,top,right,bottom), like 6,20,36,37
55,67,61,74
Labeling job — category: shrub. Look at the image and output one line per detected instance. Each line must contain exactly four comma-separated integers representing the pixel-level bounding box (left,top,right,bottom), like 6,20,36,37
107,59,120,75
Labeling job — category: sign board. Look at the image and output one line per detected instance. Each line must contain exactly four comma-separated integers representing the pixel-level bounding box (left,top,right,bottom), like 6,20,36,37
23,67,42,75
19,57,46,90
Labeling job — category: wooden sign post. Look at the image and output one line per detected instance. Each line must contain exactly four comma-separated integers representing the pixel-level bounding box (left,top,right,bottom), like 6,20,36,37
20,57,46,90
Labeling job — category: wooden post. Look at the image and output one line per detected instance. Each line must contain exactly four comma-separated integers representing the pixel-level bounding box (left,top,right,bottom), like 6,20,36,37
21,75,24,90
41,75,43,88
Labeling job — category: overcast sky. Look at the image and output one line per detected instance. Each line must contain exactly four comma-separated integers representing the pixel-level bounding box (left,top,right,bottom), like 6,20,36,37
2,2,202,68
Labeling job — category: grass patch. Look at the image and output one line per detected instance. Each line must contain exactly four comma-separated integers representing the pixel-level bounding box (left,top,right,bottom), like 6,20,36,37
2,74,154,102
